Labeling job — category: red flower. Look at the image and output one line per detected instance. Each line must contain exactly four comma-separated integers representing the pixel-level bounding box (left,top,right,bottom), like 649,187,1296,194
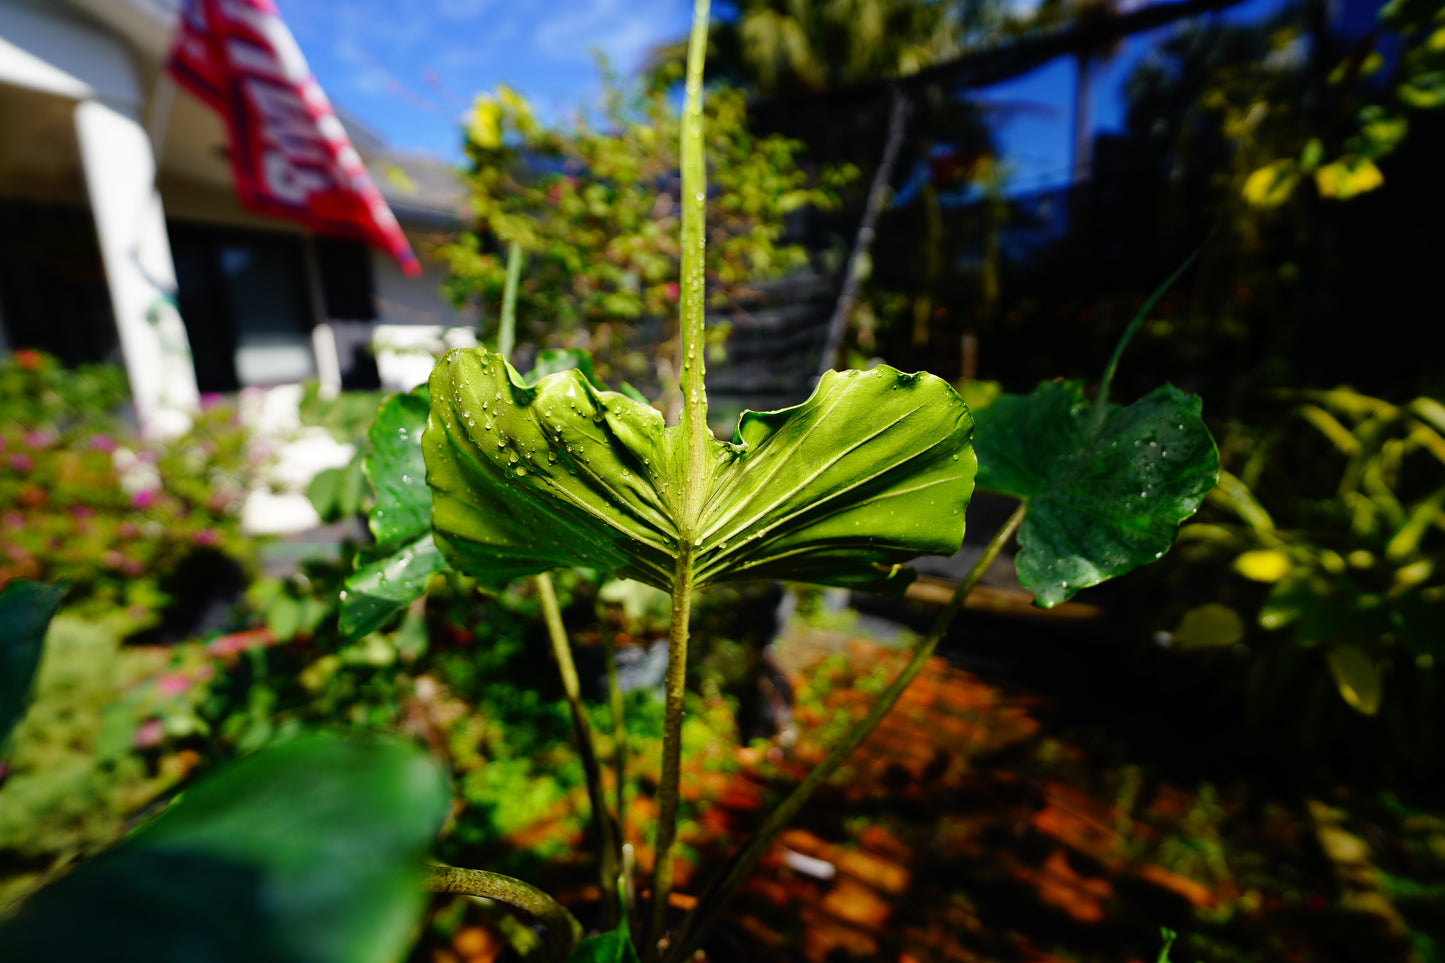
14,349,42,371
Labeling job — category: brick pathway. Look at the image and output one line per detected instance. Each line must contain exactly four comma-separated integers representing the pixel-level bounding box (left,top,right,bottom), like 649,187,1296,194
436,636,1226,963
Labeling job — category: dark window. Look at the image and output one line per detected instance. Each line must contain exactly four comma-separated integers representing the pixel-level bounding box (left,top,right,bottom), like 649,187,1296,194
168,223,316,392
315,237,376,320
0,200,118,366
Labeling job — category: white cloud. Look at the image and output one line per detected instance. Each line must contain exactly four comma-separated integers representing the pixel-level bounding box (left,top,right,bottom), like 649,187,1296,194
531,0,687,68
437,0,501,20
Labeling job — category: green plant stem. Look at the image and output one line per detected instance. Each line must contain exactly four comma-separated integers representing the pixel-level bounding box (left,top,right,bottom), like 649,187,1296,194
1092,237,1208,432
646,3,710,960
498,240,523,361
664,502,1027,963
425,864,583,962
536,571,621,927
604,632,629,852
646,545,697,959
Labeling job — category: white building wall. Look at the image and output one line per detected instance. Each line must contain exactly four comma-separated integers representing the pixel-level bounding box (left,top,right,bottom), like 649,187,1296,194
1,0,199,434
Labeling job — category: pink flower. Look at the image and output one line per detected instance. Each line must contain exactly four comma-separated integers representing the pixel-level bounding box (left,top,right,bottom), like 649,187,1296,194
132,719,164,749
201,392,224,409
9,454,33,473
664,282,680,302
156,673,193,696
102,549,125,569
131,489,157,510
193,528,219,547
89,434,117,453
117,522,141,539
23,430,54,449
70,505,96,520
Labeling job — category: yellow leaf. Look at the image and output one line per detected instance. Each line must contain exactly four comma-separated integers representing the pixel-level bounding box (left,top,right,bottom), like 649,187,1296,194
1325,645,1382,715
1243,161,1300,208
1315,158,1384,199
468,96,502,150
1235,549,1293,582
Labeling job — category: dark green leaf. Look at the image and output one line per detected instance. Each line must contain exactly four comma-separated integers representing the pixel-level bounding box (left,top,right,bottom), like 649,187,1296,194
526,348,601,388
0,579,66,750
307,466,344,521
341,388,449,638
0,733,449,963
974,381,1218,607
367,388,433,544
425,351,975,594
568,925,641,963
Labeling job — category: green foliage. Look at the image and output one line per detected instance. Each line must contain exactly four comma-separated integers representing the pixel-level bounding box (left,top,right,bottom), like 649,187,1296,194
0,579,65,750
0,734,449,963
0,348,129,430
340,388,448,638
569,919,641,963
0,614,180,906
439,70,850,382
1239,0,1445,206
974,381,1219,607
1188,388,1445,717
426,351,975,594
0,354,254,616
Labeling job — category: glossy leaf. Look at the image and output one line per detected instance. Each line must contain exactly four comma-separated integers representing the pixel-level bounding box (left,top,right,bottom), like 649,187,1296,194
0,579,66,750
341,388,449,638
426,350,975,595
0,733,449,963
974,380,1218,608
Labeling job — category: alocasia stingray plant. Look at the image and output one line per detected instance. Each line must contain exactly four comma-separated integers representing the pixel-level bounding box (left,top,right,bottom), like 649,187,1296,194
328,2,1220,960
0,3,1216,961
325,2,1221,958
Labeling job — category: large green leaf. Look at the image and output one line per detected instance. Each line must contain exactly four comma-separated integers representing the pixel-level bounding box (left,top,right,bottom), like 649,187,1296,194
341,388,449,638
0,733,449,963
426,350,975,594
0,579,66,750
974,381,1218,607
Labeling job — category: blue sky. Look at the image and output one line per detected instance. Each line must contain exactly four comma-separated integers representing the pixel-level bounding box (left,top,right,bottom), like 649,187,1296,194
275,0,695,158
275,0,1299,191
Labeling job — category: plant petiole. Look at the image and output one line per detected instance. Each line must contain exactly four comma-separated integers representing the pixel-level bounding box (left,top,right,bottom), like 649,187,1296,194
425,863,584,962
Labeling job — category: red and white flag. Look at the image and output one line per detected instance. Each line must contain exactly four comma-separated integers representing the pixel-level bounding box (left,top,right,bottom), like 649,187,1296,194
167,0,421,276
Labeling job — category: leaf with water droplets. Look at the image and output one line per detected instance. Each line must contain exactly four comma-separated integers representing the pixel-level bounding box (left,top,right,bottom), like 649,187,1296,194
973,380,1217,608
342,388,449,638
425,349,975,593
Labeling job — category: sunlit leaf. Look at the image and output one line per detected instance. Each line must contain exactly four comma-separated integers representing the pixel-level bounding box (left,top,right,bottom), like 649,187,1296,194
1315,157,1384,199
1243,160,1300,207
973,381,1218,608
341,388,449,638
0,579,66,750
1172,603,1245,650
1235,549,1293,582
0,733,450,963
1325,644,1382,715
425,350,975,595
